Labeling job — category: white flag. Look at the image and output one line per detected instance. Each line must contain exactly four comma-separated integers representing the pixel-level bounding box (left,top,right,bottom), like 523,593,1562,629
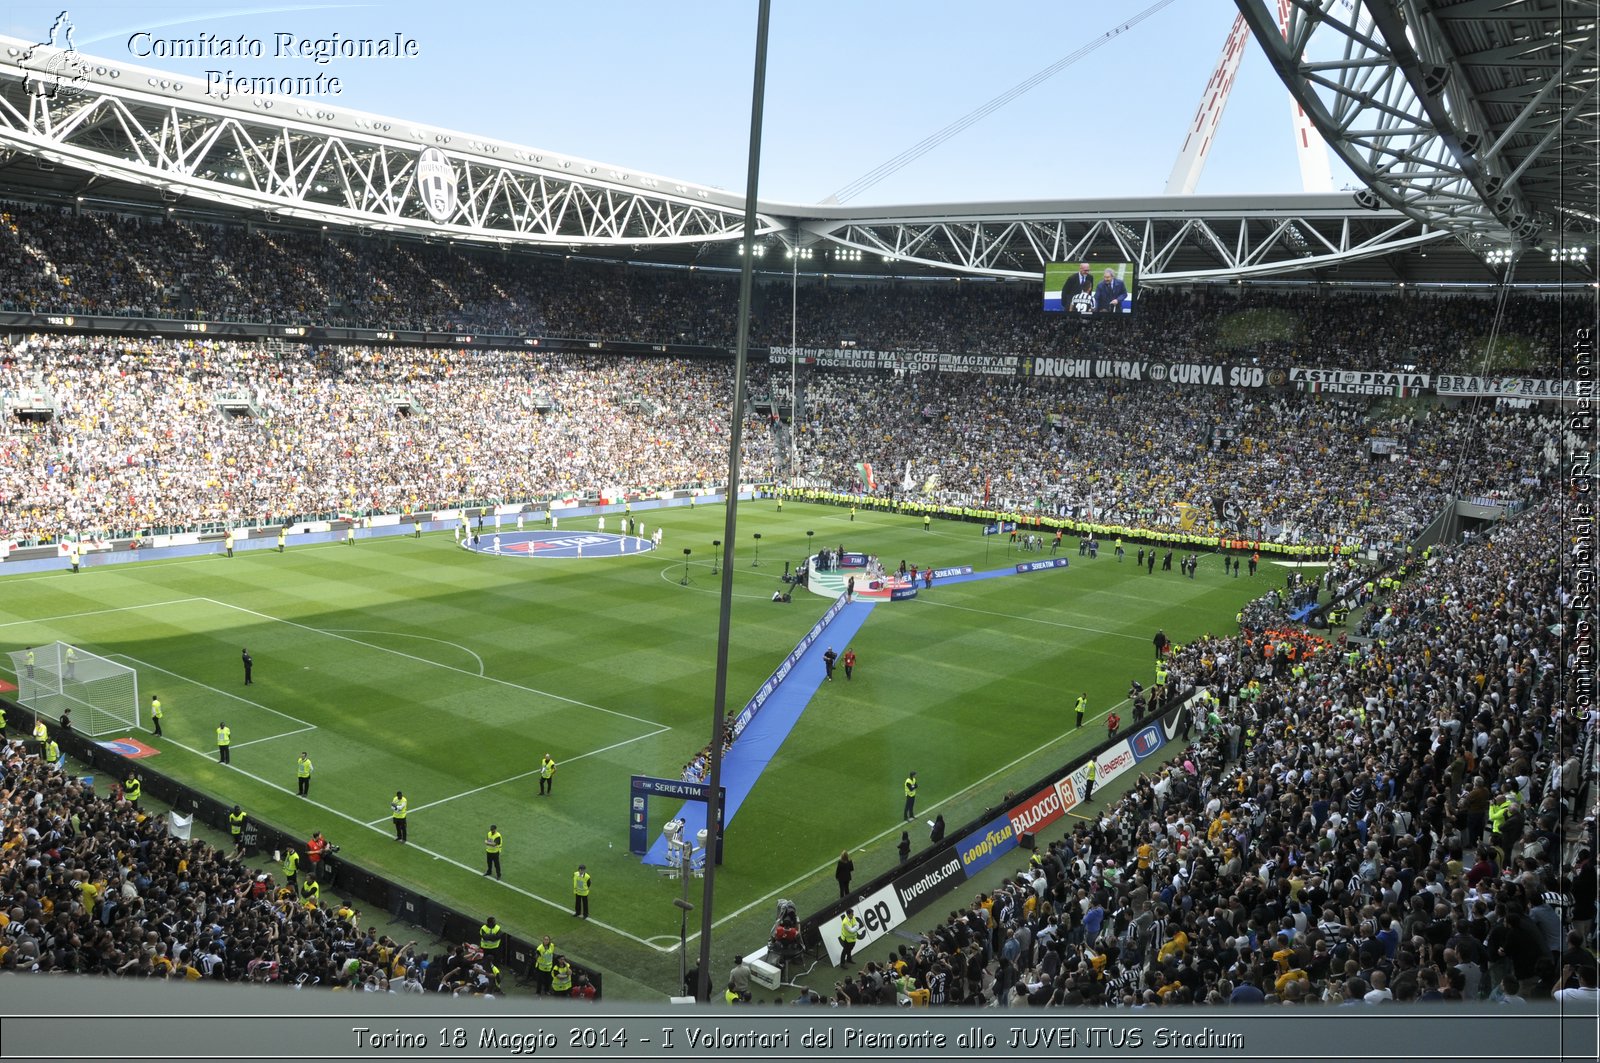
168,812,193,840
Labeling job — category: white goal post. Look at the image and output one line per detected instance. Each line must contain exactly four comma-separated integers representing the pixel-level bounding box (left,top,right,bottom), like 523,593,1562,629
6,642,140,737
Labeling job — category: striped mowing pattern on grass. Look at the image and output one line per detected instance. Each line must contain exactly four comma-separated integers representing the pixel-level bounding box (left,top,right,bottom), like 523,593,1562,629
0,501,1264,994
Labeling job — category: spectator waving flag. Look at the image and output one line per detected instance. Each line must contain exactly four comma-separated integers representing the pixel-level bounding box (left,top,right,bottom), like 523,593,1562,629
855,461,877,491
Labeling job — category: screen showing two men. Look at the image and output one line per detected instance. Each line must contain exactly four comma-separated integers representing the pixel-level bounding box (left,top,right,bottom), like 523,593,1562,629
1043,261,1135,314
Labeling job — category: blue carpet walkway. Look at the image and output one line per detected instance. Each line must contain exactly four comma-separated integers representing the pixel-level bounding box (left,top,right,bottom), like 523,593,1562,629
640,558,1074,864
641,599,877,865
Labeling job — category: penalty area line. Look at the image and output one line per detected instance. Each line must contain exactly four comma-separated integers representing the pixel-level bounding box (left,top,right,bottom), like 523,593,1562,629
106,652,317,732
365,725,672,823
198,597,669,730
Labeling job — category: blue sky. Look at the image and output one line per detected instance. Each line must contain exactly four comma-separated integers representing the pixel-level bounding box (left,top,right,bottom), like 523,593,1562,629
4,1,1357,205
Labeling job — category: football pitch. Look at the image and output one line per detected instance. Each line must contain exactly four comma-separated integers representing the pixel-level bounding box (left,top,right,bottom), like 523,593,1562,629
0,502,1264,996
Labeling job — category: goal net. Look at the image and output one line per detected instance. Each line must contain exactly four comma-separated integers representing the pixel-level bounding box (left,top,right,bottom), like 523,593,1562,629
6,642,139,737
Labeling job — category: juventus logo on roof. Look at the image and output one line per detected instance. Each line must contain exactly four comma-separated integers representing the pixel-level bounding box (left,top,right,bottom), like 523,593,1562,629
415,148,459,223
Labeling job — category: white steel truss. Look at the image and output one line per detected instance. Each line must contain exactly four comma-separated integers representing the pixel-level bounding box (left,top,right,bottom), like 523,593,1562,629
1236,0,1598,251
0,36,782,247
803,203,1448,283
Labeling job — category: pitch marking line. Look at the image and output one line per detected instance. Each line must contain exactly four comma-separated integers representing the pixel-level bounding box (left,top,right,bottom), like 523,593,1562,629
323,628,486,676
199,598,670,730
0,540,383,587
143,731,670,952
910,597,1149,642
657,560,786,599
362,724,673,825
230,725,318,749
107,652,319,735
0,598,204,631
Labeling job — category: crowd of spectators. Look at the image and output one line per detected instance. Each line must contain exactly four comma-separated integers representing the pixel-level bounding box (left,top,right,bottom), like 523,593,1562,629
0,202,1582,373
820,500,1597,1009
0,336,781,543
785,370,1560,549
0,203,1590,1012
0,331,1560,549
0,738,506,995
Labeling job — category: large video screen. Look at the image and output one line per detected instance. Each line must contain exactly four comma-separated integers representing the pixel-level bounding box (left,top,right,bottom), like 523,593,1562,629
1043,261,1135,314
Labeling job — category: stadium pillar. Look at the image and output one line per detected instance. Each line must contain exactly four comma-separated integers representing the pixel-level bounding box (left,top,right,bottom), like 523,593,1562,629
700,0,772,1005
789,218,800,481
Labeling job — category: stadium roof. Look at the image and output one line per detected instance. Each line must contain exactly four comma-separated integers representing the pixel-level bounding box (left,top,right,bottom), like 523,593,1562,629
0,19,1592,289
1239,0,1597,268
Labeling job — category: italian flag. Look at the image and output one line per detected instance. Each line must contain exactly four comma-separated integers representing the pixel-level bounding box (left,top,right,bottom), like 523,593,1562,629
855,462,877,491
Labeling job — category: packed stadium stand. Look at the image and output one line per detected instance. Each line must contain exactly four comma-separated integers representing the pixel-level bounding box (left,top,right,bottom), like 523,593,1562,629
0,205,1575,552
1,207,1592,1009
0,59,1593,1015
0,202,1582,369
813,499,1597,1008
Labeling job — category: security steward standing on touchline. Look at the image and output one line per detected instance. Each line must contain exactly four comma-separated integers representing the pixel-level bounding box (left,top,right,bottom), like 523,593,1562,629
484,824,503,879
391,791,408,842
572,864,591,919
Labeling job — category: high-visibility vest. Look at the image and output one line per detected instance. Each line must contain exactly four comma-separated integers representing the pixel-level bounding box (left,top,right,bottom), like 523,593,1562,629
535,943,555,972
44,740,59,762
540,757,556,779
229,811,247,836
904,776,917,799
573,871,591,896
391,797,407,819
297,757,313,779
151,699,162,721
123,776,140,802
300,879,319,904
479,922,503,951
282,851,299,877
34,721,47,742
1086,762,1097,781
840,915,860,943
551,963,573,993
216,726,231,747
485,830,503,854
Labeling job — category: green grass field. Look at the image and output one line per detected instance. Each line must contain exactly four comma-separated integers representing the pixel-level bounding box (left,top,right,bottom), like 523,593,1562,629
0,501,1263,997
